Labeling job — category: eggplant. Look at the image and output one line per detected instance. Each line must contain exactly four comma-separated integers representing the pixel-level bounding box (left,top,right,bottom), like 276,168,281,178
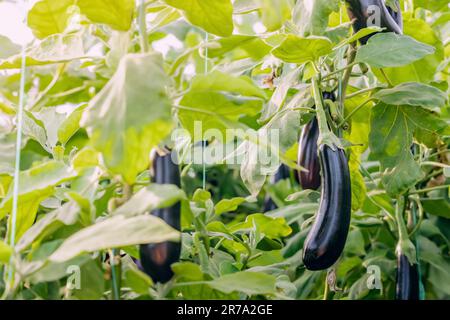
139,149,181,283
297,92,336,190
302,144,351,270
263,164,291,211
396,254,420,300
346,0,403,44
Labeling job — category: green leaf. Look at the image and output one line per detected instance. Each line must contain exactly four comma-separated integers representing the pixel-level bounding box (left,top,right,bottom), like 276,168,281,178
208,271,277,295
191,71,267,99
58,104,87,145
16,201,80,252
373,82,447,111
50,215,180,262
71,259,105,300
208,35,271,60
258,0,292,32
77,0,135,31
0,161,77,240
27,0,75,39
0,240,12,264
230,213,292,239
113,184,186,217
164,0,233,37
372,18,445,85
123,264,153,295
81,53,173,184
0,35,21,60
215,197,246,215
369,103,448,195
177,91,262,140
293,0,339,36
0,32,87,69
414,0,449,12
356,33,435,68
272,35,333,64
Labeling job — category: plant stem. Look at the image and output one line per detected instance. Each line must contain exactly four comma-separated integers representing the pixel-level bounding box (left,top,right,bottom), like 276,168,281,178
409,184,450,194
340,43,357,108
312,77,332,138
322,61,359,80
139,0,149,53
346,86,379,99
408,195,424,238
323,275,330,300
395,196,409,245
29,63,66,111
337,98,373,128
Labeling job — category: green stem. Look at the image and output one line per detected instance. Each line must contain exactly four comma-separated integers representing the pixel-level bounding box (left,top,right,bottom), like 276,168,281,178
340,44,357,108
312,77,332,138
322,61,359,80
139,0,149,53
408,195,424,238
346,87,379,99
395,196,409,243
338,98,373,128
323,276,330,300
409,184,449,194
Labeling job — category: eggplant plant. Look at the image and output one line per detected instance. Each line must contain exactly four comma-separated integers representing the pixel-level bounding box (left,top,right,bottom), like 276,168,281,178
0,0,448,300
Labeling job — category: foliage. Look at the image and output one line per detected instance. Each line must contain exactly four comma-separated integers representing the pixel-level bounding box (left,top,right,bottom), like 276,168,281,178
0,0,449,300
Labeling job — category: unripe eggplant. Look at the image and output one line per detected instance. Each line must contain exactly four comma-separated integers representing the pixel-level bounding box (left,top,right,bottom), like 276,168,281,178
264,164,291,211
396,254,420,300
139,149,181,283
346,0,403,44
297,92,335,190
303,145,351,270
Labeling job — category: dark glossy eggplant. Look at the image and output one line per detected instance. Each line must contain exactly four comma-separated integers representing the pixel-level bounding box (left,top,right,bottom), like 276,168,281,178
263,164,291,211
297,92,335,190
139,149,181,283
346,0,403,44
298,118,321,190
302,145,351,271
396,254,420,300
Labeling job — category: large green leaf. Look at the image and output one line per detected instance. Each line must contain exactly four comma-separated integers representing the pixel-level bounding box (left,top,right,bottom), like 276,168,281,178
208,35,271,60
16,201,80,252
0,35,21,60
27,0,75,39
81,53,173,184
0,32,87,69
208,271,277,295
113,184,186,217
77,0,135,31
372,19,445,85
0,161,77,240
164,0,233,37
373,82,447,111
191,71,267,99
369,103,446,195
49,214,180,262
258,0,292,32
272,35,333,64
356,33,435,68
0,240,12,263
293,0,339,36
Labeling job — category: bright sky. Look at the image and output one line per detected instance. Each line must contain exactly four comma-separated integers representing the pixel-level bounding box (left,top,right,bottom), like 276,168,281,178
0,2,33,45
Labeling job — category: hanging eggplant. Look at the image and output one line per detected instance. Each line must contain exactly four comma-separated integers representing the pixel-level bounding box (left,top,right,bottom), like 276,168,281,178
298,92,336,190
396,254,420,300
302,144,351,270
263,164,291,211
139,149,181,283
346,0,403,44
